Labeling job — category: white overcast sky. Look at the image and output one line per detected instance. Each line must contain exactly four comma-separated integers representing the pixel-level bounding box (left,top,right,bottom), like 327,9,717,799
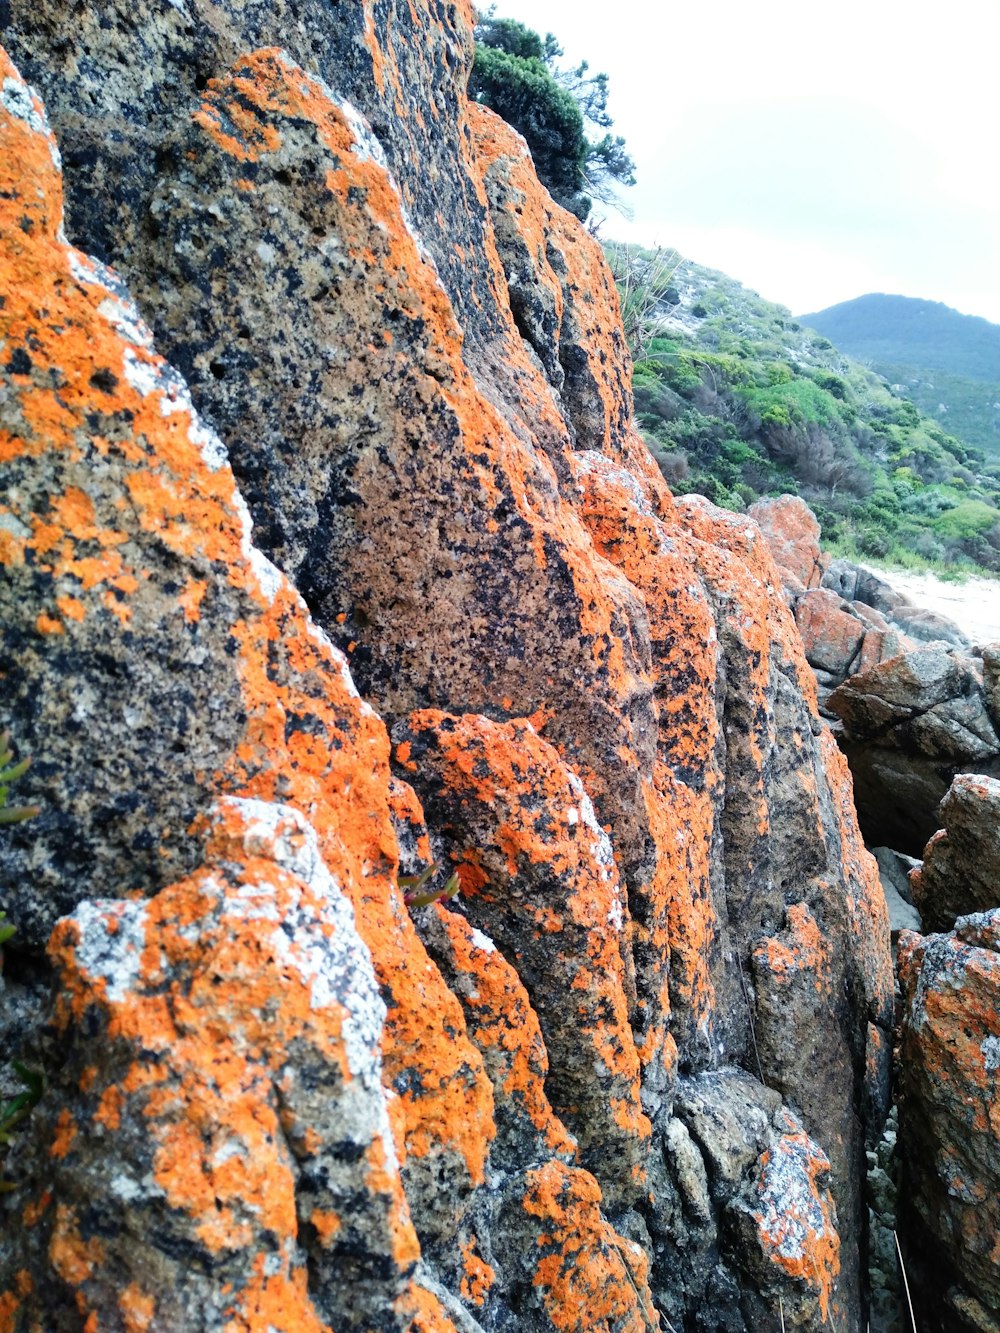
485,0,1000,323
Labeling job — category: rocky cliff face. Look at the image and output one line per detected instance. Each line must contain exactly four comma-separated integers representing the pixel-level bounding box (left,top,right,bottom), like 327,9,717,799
0,6,892,1330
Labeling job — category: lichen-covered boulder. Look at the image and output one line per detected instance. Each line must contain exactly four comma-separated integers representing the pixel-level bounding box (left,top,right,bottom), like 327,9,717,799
909,774,1000,931
3,799,441,1332
0,14,894,1328
748,496,828,592
793,589,867,677
828,647,1000,853
897,911,1000,1330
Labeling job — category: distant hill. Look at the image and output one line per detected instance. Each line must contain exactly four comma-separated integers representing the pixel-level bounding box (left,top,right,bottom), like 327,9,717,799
801,294,1000,458
800,294,1000,381
607,251,1000,574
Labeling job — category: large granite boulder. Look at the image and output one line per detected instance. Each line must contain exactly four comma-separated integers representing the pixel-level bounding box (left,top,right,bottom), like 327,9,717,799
822,559,969,650
898,911,1000,1331
909,774,1000,931
827,648,1000,853
748,495,828,593
0,20,891,1330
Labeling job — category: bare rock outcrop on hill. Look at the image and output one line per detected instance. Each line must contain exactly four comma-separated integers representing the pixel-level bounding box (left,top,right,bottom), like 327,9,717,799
0,13,893,1330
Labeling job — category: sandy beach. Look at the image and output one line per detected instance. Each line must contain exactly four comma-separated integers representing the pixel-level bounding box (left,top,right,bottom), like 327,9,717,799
873,567,1000,645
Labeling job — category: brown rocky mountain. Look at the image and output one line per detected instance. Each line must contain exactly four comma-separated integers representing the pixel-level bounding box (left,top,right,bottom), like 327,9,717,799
0,3,995,1330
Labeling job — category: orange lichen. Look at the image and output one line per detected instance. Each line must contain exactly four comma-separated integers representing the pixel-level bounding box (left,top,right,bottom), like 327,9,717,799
48,1205,105,1287
309,1210,342,1246
400,710,649,1193
747,1121,840,1321
755,902,831,994
459,1235,495,1307
41,802,417,1326
435,907,575,1156
49,1110,77,1160
93,1085,123,1131
568,451,723,1063
522,1161,651,1332
390,1281,458,1331
118,1284,155,1332
221,1260,330,1333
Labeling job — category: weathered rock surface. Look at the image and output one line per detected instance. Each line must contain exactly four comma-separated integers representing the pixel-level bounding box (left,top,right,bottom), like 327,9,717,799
0,16,893,1332
827,648,1000,853
870,847,922,940
909,774,1000,931
748,496,828,593
754,503,972,721
822,558,969,650
898,911,1000,1330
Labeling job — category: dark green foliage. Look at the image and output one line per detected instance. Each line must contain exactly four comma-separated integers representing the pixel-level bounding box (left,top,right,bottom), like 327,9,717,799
612,247,1000,574
470,45,587,213
470,14,635,220
0,1063,44,1192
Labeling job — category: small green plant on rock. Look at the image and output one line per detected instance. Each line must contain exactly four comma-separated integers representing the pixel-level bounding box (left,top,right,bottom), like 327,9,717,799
0,1064,44,1192
0,732,40,825
399,865,461,909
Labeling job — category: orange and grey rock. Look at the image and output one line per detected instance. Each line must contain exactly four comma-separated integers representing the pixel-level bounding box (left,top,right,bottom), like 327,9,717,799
0,14,895,1329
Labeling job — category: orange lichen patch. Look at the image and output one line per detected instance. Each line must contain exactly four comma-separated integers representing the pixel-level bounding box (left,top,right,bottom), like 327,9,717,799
48,1205,105,1287
755,902,831,994
635,770,714,1072
0,1292,18,1333
117,1284,155,1332
55,594,86,623
309,1209,342,1246
399,710,649,1197
468,103,651,479
222,1261,330,1333
390,1281,458,1332
42,800,424,1326
362,1130,421,1269
386,775,433,866
361,0,388,95
817,729,892,1025
750,495,829,591
522,1161,651,1332
21,1192,51,1229
49,1109,77,1160
748,1123,840,1321
568,452,719,771
434,907,575,1157
468,104,565,337
177,577,209,624
900,921,1000,1149
0,50,250,654
218,592,495,1192
674,496,818,718
459,1234,495,1307
568,452,724,1065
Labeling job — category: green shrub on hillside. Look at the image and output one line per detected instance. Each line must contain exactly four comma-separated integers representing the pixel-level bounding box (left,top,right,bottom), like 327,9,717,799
608,244,1000,574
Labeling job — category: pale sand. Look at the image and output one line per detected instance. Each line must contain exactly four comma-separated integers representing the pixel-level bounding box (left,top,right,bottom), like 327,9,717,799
872,567,1000,645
